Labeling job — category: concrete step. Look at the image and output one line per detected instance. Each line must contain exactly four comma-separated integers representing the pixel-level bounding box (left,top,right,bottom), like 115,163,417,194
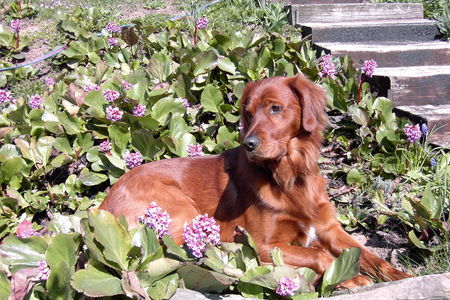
314,41,450,67
300,20,440,43
368,65,450,106
287,0,363,4
289,3,423,23
394,104,450,148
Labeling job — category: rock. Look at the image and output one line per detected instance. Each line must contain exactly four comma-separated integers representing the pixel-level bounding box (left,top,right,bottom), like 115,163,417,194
171,273,449,299
324,272,450,300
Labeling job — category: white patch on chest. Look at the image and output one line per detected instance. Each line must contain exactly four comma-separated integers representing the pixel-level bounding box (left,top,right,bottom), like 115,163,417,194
305,226,317,247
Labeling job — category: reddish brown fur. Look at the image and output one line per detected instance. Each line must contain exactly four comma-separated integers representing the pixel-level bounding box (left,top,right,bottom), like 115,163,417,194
99,74,410,286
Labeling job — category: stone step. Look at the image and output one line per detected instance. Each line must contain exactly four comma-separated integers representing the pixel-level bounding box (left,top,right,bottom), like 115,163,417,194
314,41,450,67
289,3,423,23
368,65,450,106
287,0,363,4
394,104,450,148
300,20,440,43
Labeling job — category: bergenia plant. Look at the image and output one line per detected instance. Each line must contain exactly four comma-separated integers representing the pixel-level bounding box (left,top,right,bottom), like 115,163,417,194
357,59,378,104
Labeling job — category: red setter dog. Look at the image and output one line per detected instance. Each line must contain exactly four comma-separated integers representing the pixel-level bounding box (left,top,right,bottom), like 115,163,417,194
99,74,410,287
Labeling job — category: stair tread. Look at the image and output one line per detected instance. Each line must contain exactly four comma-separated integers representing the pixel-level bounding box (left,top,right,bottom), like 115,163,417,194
395,104,450,118
301,19,436,27
374,65,450,77
316,41,450,51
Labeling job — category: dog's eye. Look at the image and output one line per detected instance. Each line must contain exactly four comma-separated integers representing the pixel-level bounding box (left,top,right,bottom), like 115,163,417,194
270,105,282,114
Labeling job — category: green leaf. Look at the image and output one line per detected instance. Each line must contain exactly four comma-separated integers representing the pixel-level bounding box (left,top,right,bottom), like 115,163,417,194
161,235,190,261
0,236,47,273
145,258,183,282
270,247,284,266
131,129,159,160
239,266,275,289
218,57,236,74
346,169,362,185
201,85,223,113
108,124,130,154
71,265,124,297
84,91,106,117
47,261,74,300
80,219,117,268
88,210,133,270
320,247,361,297
79,169,108,186
1,157,27,182
177,265,235,293
45,234,78,271
193,51,218,76
133,227,161,258
151,98,185,125
237,281,265,299
57,111,83,135
0,271,10,299
349,106,369,126
421,185,441,219
147,273,179,300
53,137,73,155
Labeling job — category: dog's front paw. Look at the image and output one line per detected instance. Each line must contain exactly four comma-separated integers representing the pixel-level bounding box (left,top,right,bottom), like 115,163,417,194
337,275,373,290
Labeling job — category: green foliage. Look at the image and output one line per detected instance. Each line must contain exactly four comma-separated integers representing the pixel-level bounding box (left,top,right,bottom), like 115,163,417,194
436,3,450,40
0,210,361,299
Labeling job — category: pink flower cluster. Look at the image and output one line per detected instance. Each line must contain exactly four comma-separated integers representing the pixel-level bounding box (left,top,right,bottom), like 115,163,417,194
44,77,55,87
83,83,100,92
138,202,172,238
16,220,38,238
98,140,112,153
361,59,377,78
37,260,50,281
9,19,20,32
108,37,117,47
28,94,44,109
177,97,190,108
105,22,121,33
187,144,204,157
275,277,300,296
122,80,134,91
403,124,422,143
103,89,120,102
132,104,146,117
318,54,336,79
124,151,143,169
105,105,123,122
183,214,220,258
196,17,209,29
0,89,13,104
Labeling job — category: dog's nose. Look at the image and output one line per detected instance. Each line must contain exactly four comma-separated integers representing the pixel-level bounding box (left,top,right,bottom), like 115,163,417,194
243,136,260,151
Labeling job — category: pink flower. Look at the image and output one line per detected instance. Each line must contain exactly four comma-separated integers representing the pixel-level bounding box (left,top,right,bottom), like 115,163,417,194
103,89,120,102
187,144,204,157
196,17,209,29
105,22,121,33
318,54,336,79
44,77,55,87
138,202,172,238
177,97,190,108
37,260,50,281
132,104,146,117
276,277,300,296
361,59,377,78
403,124,422,143
28,94,44,109
105,105,123,122
108,37,117,47
124,151,143,169
16,221,38,238
122,80,133,91
99,140,112,153
9,19,20,32
183,214,220,258
83,83,100,92
0,89,13,104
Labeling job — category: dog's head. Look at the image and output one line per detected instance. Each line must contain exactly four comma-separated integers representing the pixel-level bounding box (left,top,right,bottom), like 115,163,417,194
240,74,327,162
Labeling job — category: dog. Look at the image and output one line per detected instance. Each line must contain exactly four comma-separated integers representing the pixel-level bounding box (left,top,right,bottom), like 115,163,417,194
99,74,410,287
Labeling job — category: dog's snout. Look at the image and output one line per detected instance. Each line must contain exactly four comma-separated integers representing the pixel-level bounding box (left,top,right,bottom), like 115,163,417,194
243,135,260,151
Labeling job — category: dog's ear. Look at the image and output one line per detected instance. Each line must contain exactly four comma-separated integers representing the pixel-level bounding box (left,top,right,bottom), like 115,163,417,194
239,81,257,135
289,74,326,133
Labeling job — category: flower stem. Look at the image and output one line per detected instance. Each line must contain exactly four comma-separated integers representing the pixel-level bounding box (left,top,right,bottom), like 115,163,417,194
357,74,365,105
194,26,197,46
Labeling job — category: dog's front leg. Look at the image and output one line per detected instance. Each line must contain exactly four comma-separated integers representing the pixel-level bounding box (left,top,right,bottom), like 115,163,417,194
259,243,335,276
315,200,412,282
